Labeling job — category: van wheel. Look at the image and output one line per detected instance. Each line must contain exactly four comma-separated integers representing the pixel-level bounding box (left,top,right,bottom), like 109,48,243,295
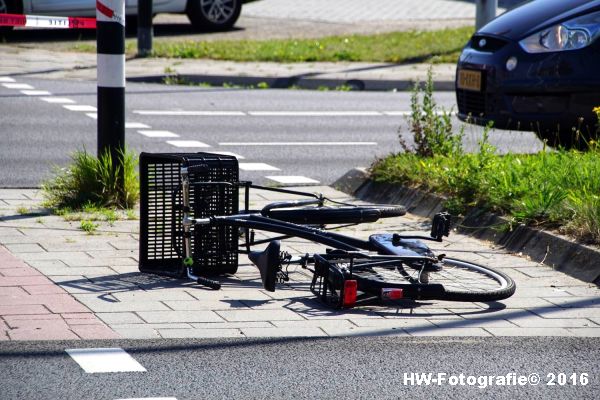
187,0,242,31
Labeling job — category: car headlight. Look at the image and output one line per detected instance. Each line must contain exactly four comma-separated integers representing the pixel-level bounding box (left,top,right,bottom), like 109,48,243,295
519,10,600,53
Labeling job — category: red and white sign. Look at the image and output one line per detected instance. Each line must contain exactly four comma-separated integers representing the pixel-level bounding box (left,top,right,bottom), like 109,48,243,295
0,13,96,29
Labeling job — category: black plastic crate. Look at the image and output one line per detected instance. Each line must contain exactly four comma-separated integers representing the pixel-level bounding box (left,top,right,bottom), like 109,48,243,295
139,152,239,277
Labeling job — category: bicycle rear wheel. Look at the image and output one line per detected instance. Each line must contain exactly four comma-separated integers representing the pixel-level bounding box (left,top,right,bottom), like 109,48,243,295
265,205,406,225
352,257,515,302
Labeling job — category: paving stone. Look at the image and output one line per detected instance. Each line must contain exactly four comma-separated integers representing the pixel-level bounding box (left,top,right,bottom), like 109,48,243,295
377,308,463,319
112,290,197,302
137,310,224,323
75,296,171,313
350,318,438,329
96,312,146,325
4,315,68,330
531,307,600,319
70,324,120,339
7,327,79,340
160,328,243,339
163,300,248,311
405,327,492,337
216,309,305,322
430,318,516,328
0,276,52,286
0,267,44,277
323,325,409,337
64,258,136,268
0,304,49,315
113,323,193,330
564,286,600,296
241,327,326,338
22,285,69,295
566,328,600,337
33,266,118,277
190,321,273,329
509,316,597,328
485,327,576,337
543,297,600,308
474,297,556,309
4,243,46,253
111,326,161,339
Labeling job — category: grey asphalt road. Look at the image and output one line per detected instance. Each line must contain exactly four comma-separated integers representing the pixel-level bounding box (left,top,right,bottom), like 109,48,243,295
0,77,542,188
0,337,597,400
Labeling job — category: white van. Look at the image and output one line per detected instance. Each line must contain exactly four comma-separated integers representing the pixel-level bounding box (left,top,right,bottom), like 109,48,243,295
1,0,248,31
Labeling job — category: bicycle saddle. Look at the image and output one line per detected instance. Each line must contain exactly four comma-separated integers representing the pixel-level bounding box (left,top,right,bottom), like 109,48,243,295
249,240,281,292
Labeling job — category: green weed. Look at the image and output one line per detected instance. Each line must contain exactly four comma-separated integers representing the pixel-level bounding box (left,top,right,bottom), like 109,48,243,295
42,147,139,210
79,220,99,234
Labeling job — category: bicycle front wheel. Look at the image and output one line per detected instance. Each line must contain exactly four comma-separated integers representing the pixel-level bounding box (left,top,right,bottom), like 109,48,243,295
353,257,516,302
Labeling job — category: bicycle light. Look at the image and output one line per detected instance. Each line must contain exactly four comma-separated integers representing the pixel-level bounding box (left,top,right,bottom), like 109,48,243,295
343,280,358,307
382,288,404,301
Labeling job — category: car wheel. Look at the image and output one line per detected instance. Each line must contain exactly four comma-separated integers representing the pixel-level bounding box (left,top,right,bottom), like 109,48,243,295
0,0,22,35
186,0,242,32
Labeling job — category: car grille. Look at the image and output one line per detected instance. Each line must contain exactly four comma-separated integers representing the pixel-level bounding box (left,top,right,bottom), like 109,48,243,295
456,89,486,118
470,35,508,52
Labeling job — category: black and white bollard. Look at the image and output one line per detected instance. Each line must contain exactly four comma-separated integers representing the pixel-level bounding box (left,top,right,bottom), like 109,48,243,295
96,0,125,168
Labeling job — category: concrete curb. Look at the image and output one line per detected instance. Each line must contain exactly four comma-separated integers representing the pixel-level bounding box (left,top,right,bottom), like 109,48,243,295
333,168,600,284
127,74,456,91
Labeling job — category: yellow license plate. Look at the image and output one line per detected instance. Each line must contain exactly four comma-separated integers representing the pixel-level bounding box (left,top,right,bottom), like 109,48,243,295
457,69,482,91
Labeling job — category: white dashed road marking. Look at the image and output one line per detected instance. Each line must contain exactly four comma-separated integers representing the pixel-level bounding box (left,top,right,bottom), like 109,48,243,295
126,122,151,129
220,142,377,146
239,163,280,171
2,83,34,89
134,110,246,116
248,111,382,117
166,140,211,148
0,77,16,82
86,113,98,119
134,110,398,117
66,348,146,374
21,90,52,96
63,105,97,112
40,97,76,104
138,130,180,138
210,151,245,159
266,176,320,184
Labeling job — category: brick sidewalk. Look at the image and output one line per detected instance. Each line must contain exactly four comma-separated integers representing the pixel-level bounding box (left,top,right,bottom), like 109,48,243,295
1,187,599,340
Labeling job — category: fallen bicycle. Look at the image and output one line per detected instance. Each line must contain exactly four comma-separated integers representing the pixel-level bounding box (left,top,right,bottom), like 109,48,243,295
138,152,516,308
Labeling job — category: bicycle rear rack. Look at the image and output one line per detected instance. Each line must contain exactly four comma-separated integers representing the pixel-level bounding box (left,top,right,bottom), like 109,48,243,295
139,152,239,278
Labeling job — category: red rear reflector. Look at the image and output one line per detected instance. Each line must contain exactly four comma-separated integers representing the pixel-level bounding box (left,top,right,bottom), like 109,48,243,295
343,280,357,307
382,288,404,300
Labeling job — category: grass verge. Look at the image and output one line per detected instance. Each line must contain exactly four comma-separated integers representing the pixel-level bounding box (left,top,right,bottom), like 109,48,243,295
372,70,600,245
71,27,473,63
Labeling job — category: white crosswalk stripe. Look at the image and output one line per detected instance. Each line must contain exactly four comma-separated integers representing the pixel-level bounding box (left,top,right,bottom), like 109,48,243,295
138,130,180,138
166,140,211,148
40,97,75,104
239,163,280,171
63,105,97,112
66,348,146,374
266,176,320,184
21,90,52,96
2,83,34,89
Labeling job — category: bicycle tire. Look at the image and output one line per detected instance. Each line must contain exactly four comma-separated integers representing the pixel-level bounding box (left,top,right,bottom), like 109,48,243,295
349,257,516,302
265,205,406,225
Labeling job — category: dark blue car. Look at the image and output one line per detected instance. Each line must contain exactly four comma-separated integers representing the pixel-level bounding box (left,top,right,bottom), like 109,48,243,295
456,0,600,147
